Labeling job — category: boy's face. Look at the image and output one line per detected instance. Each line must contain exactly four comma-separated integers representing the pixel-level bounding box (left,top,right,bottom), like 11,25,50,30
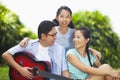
42,27,57,46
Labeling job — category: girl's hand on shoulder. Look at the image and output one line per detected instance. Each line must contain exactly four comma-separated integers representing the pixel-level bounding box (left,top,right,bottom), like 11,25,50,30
89,48,102,60
94,50,102,60
19,37,30,47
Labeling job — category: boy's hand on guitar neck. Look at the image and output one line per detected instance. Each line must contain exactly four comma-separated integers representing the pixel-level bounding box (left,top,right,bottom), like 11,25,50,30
18,66,34,79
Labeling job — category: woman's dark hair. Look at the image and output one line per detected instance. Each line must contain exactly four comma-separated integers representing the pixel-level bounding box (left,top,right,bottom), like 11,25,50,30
76,27,92,66
53,5,74,29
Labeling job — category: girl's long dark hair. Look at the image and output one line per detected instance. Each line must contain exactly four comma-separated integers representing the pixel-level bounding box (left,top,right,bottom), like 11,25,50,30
53,5,74,29
77,27,92,67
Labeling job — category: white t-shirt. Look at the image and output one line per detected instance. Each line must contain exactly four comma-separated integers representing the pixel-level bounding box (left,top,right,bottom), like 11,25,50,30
36,43,50,62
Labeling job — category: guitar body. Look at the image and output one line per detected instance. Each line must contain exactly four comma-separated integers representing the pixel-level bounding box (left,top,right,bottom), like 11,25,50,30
9,52,50,80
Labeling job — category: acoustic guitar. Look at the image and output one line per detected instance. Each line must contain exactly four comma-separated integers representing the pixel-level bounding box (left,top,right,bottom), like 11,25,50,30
9,52,72,80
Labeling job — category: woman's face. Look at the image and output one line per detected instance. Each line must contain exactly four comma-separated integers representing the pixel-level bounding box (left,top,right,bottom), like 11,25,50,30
56,9,72,27
73,30,89,49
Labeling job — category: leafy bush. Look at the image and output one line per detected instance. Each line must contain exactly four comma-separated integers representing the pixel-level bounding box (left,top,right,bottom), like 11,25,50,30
0,3,37,65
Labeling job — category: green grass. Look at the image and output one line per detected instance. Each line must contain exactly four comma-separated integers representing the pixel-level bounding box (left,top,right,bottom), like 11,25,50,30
0,66,9,80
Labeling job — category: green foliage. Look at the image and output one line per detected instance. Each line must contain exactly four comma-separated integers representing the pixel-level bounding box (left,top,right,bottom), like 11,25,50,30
72,10,120,68
0,3,37,65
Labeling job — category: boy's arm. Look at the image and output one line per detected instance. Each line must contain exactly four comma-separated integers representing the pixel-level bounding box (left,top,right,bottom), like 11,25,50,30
2,51,33,79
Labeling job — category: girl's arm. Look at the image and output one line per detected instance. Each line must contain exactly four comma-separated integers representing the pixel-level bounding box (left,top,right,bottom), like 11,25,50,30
89,48,101,60
93,56,101,68
19,37,30,47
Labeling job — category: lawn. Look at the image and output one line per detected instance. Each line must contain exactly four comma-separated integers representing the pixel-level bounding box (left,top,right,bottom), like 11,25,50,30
0,66,9,80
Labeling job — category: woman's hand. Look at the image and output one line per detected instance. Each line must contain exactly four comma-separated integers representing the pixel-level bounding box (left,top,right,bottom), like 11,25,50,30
110,70,120,80
19,37,30,47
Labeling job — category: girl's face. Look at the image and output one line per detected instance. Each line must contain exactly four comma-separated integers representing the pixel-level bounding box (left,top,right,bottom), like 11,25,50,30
56,9,72,27
73,30,89,49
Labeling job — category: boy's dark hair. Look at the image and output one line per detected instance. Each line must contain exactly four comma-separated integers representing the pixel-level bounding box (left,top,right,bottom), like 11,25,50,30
38,20,56,39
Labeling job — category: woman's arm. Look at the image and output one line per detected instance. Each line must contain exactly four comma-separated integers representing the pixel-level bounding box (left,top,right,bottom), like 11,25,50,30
67,54,111,76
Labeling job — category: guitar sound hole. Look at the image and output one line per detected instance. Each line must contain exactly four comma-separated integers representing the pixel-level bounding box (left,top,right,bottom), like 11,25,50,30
17,72,21,76
19,59,23,66
32,66,39,76
17,59,23,76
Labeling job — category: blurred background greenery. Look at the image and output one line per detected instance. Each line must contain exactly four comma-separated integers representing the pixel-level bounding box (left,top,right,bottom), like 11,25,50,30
0,3,120,80
0,3,37,65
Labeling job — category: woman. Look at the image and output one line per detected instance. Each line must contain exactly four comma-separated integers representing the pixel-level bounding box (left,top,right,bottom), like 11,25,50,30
66,27,120,80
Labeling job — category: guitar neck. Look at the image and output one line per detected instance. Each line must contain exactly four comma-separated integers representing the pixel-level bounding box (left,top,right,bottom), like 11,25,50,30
32,67,73,80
